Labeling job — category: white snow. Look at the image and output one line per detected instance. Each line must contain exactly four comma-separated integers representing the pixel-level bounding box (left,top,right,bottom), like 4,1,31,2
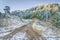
0,32,11,37
33,21,60,40
46,38,58,40
11,32,28,40
0,19,31,33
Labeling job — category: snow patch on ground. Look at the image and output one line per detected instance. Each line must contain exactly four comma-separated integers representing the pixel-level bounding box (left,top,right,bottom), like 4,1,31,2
0,19,31,33
33,21,60,40
11,32,28,40
0,32,11,37
0,19,31,40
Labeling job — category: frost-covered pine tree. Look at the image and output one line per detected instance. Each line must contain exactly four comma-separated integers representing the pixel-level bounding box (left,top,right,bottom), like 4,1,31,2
40,9,51,21
52,11,60,28
4,6,10,18
0,12,3,18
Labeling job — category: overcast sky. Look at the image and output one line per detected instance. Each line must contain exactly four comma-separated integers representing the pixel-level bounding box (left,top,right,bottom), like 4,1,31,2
0,0,60,12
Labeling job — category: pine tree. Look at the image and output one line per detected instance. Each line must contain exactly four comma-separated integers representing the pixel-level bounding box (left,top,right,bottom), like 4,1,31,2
52,12,60,28
4,6,10,18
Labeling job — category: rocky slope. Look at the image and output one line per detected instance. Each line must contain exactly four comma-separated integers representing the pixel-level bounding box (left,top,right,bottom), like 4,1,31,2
0,19,60,40
0,3,60,40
